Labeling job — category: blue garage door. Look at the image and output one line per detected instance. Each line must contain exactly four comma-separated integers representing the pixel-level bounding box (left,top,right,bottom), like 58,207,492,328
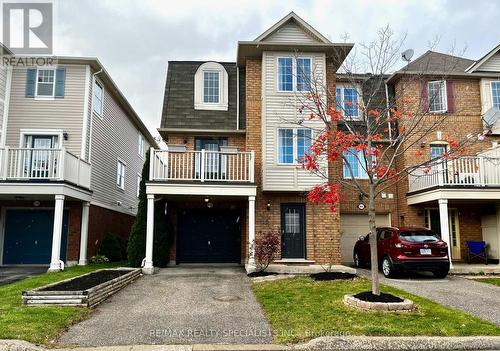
3,209,69,265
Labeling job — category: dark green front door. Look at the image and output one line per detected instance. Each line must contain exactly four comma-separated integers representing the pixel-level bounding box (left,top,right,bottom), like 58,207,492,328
2,209,69,265
281,204,306,259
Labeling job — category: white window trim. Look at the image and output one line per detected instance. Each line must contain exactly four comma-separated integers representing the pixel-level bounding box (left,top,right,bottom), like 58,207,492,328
116,159,126,190
276,56,313,93
19,129,64,148
343,148,370,180
276,127,312,166
194,62,228,111
138,134,145,159
491,80,500,109
92,78,104,118
336,84,362,120
428,80,448,113
34,67,56,100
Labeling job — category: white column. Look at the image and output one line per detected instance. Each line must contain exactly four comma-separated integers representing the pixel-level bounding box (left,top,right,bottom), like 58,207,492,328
78,202,90,265
143,194,155,274
248,196,256,266
438,198,452,268
48,194,65,272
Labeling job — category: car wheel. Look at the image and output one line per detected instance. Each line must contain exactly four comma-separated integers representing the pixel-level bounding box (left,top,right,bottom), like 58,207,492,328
353,251,363,268
381,256,395,278
433,269,449,279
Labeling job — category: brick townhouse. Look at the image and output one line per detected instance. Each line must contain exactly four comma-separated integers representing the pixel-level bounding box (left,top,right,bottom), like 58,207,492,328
141,12,500,273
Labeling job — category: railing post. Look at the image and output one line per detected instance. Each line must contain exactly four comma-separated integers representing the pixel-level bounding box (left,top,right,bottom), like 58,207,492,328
249,151,255,183
437,161,444,186
479,156,486,186
149,147,154,181
1,146,8,180
200,149,205,182
58,148,66,181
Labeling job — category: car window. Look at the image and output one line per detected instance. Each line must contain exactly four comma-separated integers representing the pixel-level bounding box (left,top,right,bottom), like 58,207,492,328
398,230,439,243
377,230,391,241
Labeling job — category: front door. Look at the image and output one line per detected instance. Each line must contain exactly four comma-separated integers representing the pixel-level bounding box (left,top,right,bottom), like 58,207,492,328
280,204,305,259
426,208,461,259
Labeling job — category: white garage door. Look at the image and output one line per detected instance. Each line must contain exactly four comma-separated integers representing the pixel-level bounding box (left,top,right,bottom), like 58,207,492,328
340,214,391,263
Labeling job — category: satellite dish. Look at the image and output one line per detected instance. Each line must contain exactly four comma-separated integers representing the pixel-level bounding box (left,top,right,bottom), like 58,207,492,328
482,107,500,129
401,49,414,62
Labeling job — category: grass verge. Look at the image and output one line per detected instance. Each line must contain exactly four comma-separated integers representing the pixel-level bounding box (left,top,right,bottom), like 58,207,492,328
473,277,500,287
0,262,126,345
251,276,500,344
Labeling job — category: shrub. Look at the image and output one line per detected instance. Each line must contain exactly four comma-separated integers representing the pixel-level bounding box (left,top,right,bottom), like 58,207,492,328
253,230,280,272
89,255,109,264
98,233,123,262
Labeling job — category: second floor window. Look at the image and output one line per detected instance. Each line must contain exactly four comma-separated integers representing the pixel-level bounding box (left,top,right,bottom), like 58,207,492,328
36,69,55,97
343,148,369,179
277,57,312,92
203,71,220,103
336,86,360,119
428,80,447,113
278,128,312,164
116,160,126,190
93,80,104,116
138,134,145,158
430,144,447,159
492,81,500,109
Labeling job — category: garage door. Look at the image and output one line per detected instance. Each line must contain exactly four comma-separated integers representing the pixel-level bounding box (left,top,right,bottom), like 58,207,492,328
177,209,241,263
2,209,69,265
340,214,390,263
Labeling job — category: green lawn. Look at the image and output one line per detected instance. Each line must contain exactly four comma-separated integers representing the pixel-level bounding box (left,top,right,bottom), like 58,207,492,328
0,262,127,345
252,276,500,344
474,277,500,287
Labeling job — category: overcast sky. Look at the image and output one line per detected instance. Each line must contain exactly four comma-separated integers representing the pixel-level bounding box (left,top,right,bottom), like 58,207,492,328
53,0,500,139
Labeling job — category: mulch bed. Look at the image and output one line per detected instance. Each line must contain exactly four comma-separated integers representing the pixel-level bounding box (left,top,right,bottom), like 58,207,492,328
310,272,357,281
247,271,279,278
40,270,131,291
353,291,404,303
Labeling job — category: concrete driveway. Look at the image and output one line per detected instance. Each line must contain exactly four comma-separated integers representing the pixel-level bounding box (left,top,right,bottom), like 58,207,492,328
59,266,273,346
358,268,500,325
0,266,47,285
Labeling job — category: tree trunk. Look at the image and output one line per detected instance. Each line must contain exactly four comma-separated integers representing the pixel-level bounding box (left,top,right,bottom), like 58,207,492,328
368,183,380,295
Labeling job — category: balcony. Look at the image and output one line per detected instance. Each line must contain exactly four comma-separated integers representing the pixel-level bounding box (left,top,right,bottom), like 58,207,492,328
150,149,255,183
0,147,92,189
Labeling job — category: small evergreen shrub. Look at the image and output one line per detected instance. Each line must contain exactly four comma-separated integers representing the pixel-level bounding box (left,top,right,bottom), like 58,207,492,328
89,255,109,264
98,233,123,262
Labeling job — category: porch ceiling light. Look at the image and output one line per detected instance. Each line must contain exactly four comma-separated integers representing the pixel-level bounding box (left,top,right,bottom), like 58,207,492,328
204,197,210,203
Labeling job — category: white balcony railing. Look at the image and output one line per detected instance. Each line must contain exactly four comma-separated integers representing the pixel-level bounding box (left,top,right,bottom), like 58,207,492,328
408,156,500,192
0,147,91,189
150,149,255,183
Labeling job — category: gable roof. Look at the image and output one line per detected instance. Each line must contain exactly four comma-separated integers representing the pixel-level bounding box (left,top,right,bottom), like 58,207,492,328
254,11,331,44
465,43,500,73
401,50,474,74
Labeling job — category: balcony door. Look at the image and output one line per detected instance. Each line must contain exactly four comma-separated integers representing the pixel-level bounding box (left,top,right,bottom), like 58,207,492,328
194,137,227,180
23,135,59,178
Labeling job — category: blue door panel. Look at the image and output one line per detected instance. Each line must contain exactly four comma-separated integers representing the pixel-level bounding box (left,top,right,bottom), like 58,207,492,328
3,209,69,265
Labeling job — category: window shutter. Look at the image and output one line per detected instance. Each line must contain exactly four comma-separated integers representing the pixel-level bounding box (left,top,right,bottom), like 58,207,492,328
25,68,37,97
419,79,428,113
446,81,455,113
55,68,66,97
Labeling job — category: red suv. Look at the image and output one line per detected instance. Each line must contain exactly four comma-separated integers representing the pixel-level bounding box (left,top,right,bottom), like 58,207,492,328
353,226,450,278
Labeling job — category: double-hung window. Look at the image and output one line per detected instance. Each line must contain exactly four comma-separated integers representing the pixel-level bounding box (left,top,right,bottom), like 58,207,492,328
203,71,220,103
136,174,142,198
343,147,369,179
277,57,312,92
428,80,447,113
492,81,500,109
336,86,360,119
93,80,104,116
36,69,55,97
116,160,126,190
278,128,312,164
138,134,145,158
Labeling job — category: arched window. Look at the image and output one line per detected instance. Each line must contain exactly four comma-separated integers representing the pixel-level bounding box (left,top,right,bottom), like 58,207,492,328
194,62,228,111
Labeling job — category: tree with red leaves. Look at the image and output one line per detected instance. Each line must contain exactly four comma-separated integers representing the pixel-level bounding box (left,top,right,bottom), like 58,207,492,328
290,26,487,295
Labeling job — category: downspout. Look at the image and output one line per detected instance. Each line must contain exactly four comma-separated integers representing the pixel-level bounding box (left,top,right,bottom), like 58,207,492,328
236,66,240,130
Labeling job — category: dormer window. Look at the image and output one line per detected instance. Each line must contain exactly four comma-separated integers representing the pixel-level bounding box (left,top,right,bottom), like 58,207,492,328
194,62,228,111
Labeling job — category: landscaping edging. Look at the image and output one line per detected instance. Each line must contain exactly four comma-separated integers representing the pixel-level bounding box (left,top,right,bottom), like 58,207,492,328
22,268,141,307
343,294,415,311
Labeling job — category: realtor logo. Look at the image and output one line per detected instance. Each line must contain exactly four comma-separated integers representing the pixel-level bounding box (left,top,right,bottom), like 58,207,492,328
2,2,53,54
